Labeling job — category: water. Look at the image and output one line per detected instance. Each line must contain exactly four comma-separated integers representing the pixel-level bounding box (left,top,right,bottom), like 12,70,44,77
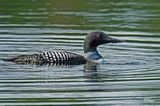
0,0,160,105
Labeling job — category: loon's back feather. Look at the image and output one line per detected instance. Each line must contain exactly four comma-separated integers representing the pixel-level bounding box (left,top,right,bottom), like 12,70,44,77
3,51,87,65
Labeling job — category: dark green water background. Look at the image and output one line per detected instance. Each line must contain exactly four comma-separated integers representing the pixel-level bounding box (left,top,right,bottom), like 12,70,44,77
0,0,160,105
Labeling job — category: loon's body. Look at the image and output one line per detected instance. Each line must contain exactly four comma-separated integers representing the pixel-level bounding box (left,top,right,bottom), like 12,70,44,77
5,51,87,65
3,31,123,65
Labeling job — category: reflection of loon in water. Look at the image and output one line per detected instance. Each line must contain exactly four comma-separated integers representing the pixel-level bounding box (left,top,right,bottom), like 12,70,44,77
83,62,100,82
2,31,123,65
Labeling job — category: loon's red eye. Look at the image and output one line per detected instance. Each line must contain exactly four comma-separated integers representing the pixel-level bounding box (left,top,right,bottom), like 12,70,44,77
96,33,104,40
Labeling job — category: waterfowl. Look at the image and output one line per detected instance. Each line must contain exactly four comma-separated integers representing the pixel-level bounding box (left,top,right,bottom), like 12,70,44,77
2,31,123,65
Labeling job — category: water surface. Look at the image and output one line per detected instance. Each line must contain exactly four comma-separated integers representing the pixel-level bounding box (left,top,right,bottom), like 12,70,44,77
0,0,160,105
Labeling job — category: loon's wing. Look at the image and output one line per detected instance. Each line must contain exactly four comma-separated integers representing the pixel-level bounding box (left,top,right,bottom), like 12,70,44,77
2,51,87,65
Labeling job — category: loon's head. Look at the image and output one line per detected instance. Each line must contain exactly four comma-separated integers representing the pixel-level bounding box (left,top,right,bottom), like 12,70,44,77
83,31,123,62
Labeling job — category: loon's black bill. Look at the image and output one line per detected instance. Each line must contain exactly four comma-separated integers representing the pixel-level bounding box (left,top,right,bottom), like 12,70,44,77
104,36,124,43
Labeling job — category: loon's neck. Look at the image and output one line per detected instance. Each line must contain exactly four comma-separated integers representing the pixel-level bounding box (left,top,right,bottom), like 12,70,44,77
85,49,103,63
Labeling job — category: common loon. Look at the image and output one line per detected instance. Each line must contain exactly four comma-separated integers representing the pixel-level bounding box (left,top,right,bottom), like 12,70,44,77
2,31,123,65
